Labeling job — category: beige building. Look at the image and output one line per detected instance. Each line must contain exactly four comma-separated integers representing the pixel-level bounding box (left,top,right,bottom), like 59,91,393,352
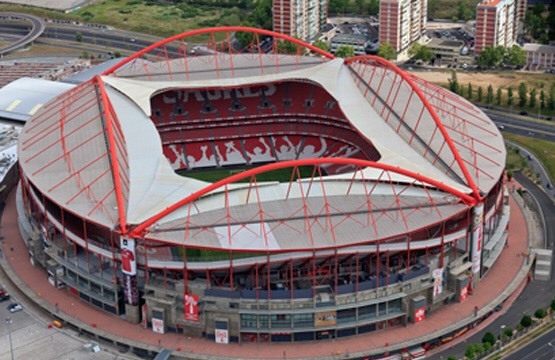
523,43,555,71
379,0,427,54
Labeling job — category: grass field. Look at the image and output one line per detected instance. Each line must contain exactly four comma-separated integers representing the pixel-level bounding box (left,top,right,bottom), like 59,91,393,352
0,0,239,38
181,166,319,183
503,133,555,182
413,70,555,117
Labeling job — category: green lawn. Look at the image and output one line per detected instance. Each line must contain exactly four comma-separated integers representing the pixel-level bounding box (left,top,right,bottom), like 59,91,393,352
0,1,241,38
503,132,555,182
180,166,319,183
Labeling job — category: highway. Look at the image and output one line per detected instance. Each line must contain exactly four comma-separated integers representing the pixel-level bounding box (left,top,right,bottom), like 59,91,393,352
505,327,555,360
484,109,555,143
0,13,45,56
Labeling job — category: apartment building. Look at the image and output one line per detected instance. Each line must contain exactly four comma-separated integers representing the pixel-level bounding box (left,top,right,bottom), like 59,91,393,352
475,0,524,54
379,0,427,54
523,43,555,71
273,0,328,43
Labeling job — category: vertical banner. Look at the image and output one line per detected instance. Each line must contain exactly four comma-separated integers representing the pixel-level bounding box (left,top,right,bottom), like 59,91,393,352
414,307,426,323
432,268,444,298
471,203,484,275
120,238,139,305
184,293,199,322
152,318,164,334
459,285,468,302
120,238,137,275
141,304,147,328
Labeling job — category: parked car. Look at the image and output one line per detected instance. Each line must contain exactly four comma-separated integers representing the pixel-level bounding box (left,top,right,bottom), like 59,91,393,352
7,303,22,313
0,294,10,302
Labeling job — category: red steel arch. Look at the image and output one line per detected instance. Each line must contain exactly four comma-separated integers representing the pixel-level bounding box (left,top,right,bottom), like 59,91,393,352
128,157,477,238
344,55,482,201
102,26,335,76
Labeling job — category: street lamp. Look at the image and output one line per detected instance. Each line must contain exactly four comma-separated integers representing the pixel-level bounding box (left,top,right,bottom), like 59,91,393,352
5,317,14,360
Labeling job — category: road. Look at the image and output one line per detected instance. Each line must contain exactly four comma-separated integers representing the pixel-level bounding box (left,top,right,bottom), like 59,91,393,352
484,109,555,143
429,172,555,359
505,327,555,360
0,13,45,55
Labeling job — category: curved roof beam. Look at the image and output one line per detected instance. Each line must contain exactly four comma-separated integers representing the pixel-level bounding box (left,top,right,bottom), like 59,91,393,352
128,157,477,238
95,76,128,233
344,55,482,201
102,26,335,76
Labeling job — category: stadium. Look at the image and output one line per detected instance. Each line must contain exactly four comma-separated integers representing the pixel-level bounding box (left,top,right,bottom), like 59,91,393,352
17,27,509,345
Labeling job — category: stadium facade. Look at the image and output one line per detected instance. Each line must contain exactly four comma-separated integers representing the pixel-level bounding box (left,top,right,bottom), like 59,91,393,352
16,27,509,344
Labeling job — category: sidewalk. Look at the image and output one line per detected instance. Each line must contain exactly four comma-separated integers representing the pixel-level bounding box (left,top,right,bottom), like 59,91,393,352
0,190,530,360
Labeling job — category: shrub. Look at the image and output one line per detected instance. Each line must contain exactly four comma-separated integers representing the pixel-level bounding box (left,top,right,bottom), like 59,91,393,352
535,308,547,319
482,331,496,346
503,326,513,338
483,342,492,352
465,344,476,360
551,298,555,311
521,314,532,327
447,356,457,360
474,343,484,354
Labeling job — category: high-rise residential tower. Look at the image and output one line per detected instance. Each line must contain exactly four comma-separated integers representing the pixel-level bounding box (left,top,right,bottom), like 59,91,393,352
273,0,328,43
379,0,427,54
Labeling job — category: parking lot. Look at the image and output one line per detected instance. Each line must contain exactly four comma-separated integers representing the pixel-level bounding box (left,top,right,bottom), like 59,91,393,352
0,284,131,359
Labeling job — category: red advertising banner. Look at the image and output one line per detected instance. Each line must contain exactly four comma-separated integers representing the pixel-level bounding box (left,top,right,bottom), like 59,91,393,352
184,293,199,322
414,307,426,323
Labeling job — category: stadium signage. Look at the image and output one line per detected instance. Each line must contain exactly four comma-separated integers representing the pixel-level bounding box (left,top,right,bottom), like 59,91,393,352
215,329,229,344
162,85,277,104
315,311,337,327
120,238,137,276
414,307,426,323
184,293,199,322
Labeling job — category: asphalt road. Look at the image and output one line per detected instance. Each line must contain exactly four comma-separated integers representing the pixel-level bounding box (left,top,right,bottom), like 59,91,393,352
505,327,555,360
0,13,45,55
429,172,555,359
484,109,555,143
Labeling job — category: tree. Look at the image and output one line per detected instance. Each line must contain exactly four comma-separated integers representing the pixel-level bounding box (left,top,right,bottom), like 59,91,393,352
518,83,528,107
465,344,476,360
467,82,473,100
503,326,513,338
482,332,496,346
529,87,537,108
535,308,547,318
476,46,504,68
521,314,533,327
477,86,484,102
276,40,298,54
448,71,459,94
114,51,121,58
549,84,555,110
540,90,546,111
551,298,555,311
504,45,526,67
408,43,435,63
335,45,355,58
378,43,396,60
329,0,349,14
496,88,503,105
487,84,494,105
75,32,83,42
312,39,329,53
507,86,514,107
457,2,474,21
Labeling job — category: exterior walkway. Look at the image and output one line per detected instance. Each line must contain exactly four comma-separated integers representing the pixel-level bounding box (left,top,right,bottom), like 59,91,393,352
0,190,530,360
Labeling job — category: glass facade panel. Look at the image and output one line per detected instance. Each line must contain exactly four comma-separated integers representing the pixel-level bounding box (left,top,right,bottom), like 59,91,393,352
293,313,313,328
271,314,291,328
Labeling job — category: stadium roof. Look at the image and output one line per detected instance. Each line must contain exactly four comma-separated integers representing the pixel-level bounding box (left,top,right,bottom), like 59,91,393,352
18,27,505,252
0,77,74,122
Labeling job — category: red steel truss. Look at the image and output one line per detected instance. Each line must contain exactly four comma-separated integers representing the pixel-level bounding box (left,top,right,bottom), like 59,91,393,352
102,26,335,79
130,157,476,243
344,56,482,201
